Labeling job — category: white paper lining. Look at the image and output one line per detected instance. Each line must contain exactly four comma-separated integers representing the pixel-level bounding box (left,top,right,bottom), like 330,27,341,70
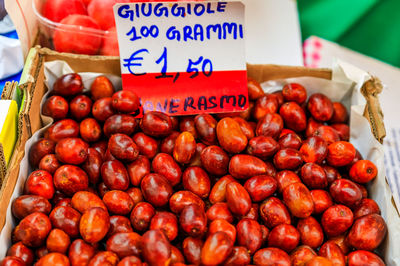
0,60,398,265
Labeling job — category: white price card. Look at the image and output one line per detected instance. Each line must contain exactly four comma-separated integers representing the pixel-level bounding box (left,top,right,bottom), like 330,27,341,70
113,1,248,116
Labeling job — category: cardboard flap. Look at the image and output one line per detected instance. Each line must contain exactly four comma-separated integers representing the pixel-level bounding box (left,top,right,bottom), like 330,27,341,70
39,47,121,75
247,64,332,83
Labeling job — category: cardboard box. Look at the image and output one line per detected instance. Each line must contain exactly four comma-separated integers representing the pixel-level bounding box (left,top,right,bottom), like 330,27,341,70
2,47,396,264
0,46,387,230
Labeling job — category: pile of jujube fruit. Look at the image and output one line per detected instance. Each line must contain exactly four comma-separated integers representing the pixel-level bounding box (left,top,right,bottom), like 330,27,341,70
0,74,387,266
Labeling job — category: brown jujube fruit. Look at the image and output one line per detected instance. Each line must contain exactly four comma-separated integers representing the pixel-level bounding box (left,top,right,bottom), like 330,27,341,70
106,232,142,258
92,97,115,122
182,237,203,265
150,212,178,241
226,182,252,216
208,219,237,242
321,205,353,237
253,247,291,266
45,119,80,142
297,217,324,249
29,138,56,167
346,213,387,251
255,113,284,139
200,145,229,176
273,148,303,170
103,190,134,215
318,242,345,266
229,154,267,179
88,251,119,266
217,117,247,153
69,239,95,265
152,153,181,186
54,165,89,196
141,111,173,137
267,224,300,253
307,93,334,122
206,202,234,223
247,136,280,160
53,73,83,97
201,232,233,265
173,131,196,164
141,173,173,207
347,251,385,266
224,246,251,265
236,218,262,254
126,187,143,206
13,212,52,247
111,90,140,113
194,114,217,145
127,155,150,187
300,163,328,189
6,242,34,265
103,114,138,137
71,191,106,213
260,197,291,228
279,102,307,132
160,131,180,155
42,95,69,120
247,77,264,100
46,229,70,253
12,195,52,220
283,182,314,218
70,94,92,121
169,190,205,214
180,116,198,139
107,215,133,238
55,137,89,165
182,166,211,198
130,202,155,232
82,148,103,184
35,253,70,266
244,175,277,202
79,207,110,243
170,246,185,264
180,204,207,237
290,245,317,266
50,206,81,238
101,160,130,191
90,76,115,100
80,118,102,143
278,132,302,150
132,132,158,159
108,134,139,162
282,83,307,104
253,94,279,121
141,230,171,266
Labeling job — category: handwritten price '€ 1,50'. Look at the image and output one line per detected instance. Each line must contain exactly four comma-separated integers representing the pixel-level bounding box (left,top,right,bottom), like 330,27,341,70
123,47,213,82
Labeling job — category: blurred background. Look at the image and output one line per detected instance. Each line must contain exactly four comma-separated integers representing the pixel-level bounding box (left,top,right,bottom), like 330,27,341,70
298,0,400,68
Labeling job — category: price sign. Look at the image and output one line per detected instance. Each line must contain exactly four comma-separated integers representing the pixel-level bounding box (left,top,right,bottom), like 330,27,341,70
114,1,247,116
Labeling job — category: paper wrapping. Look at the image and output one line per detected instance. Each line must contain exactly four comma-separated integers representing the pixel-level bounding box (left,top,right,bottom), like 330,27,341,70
0,60,398,265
